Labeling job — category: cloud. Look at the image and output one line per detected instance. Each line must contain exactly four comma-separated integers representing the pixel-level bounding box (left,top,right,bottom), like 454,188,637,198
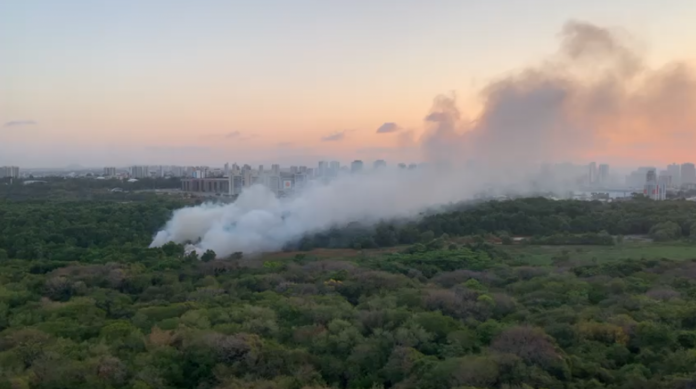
376,122,400,134
420,20,696,168
200,131,257,141
145,145,212,153
321,130,349,142
4,120,37,127
227,132,258,141
276,141,294,147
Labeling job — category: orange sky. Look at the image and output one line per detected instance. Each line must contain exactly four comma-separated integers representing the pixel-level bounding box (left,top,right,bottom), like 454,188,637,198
1,1,696,167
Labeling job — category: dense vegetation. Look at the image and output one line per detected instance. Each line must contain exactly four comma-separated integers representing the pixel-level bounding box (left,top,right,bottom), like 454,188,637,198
296,198,696,250
3,184,696,389
0,177,182,202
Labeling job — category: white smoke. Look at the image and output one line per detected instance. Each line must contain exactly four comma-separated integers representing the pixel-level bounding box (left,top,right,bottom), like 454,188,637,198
149,166,552,257
150,19,696,257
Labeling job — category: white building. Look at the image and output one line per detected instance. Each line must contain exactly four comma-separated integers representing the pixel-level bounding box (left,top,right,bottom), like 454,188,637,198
0,166,20,178
103,167,117,177
668,163,681,187
588,162,597,185
130,166,150,179
170,166,185,177
681,163,696,186
643,170,667,200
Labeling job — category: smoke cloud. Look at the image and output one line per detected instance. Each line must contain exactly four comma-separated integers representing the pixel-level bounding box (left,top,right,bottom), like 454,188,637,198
150,167,531,257
151,20,696,256
421,20,696,167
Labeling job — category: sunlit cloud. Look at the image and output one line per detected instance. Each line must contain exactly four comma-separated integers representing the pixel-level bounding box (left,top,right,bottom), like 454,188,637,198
321,130,349,142
376,122,401,134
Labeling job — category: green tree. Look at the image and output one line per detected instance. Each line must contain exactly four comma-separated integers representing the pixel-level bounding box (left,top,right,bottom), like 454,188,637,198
201,249,217,262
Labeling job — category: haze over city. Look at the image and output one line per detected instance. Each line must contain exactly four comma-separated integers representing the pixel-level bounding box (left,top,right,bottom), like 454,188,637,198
2,0,696,168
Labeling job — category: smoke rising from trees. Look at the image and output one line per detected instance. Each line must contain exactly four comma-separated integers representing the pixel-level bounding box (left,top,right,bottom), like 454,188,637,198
150,20,696,256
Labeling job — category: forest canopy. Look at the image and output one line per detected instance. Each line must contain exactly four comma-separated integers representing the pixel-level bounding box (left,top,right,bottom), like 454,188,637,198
2,192,696,388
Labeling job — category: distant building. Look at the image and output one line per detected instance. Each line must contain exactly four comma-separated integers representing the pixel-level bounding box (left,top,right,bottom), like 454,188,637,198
0,166,20,178
351,160,364,173
182,178,230,194
130,165,150,179
373,160,387,169
598,164,609,185
330,161,340,175
626,166,656,188
588,162,597,185
229,175,243,195
170,166,185,177
658,171,672,188
208,168,224,178
103,167,116,177
317,161,328,177
643,169,667,200
658,170,672,187
668,163,681,187
681,163,696,186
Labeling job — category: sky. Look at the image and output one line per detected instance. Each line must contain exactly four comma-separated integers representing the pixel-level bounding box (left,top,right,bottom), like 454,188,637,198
1,0,695,168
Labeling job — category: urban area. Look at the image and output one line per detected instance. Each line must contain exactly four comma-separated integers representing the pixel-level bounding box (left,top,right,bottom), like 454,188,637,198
2,160,696,201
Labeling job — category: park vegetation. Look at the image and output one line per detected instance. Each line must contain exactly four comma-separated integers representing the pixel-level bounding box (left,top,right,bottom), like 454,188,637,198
3,188,696,388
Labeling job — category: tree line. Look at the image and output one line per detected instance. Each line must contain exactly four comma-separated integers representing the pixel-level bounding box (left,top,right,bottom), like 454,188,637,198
292,197,696,251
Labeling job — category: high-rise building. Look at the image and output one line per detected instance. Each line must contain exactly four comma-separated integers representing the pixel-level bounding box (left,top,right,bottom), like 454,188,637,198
668,163,681,187
644,169,667,200
317,161,328,177
398,163,406,169
351,160,364,173
626,166,656,188
103,167,116,177
658,170,672,187
0,166,20,178
170,166,184,177
681,163,696,186
598,164,609,185
373,160,387,169
228,174,243,195
588,162,597,185
130,166,149,179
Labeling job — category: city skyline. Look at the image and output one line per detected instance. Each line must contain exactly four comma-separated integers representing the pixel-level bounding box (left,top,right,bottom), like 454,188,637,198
2,1,696,167
8,159,696,188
